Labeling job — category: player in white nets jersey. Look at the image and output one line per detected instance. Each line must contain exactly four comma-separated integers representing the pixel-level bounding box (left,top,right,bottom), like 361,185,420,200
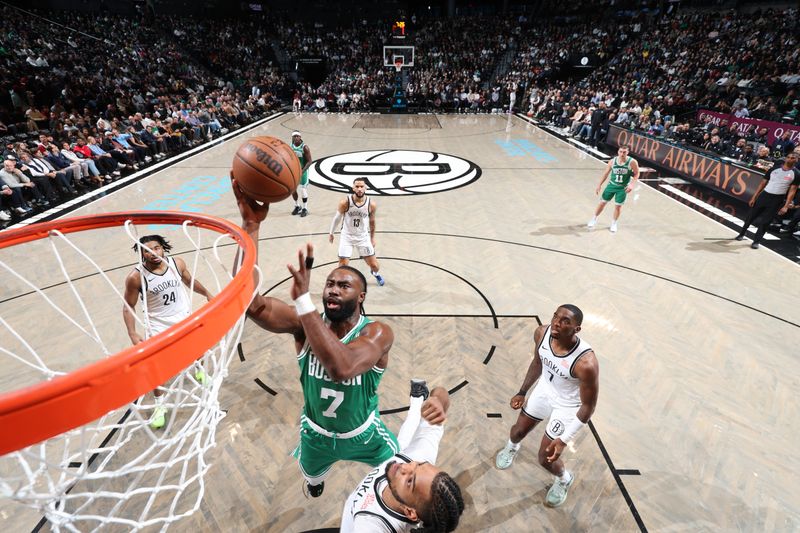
329,177,385,286
495,304,599,508
341,380,463,533
122,235,213,429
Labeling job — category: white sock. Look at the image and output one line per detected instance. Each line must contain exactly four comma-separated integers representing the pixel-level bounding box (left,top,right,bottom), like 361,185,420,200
558,470,572,483
371,271,379,277
154,394,164,406
507,439,520,451
295,199,300,207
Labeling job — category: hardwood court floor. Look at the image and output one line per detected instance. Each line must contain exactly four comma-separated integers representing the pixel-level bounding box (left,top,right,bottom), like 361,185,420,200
1,113,798,532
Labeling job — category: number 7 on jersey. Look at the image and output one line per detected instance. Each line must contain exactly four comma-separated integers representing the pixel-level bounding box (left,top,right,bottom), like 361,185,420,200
320,387,344,418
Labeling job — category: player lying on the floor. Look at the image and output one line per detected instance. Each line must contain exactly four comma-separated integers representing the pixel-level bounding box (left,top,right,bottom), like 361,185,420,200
340,380,464,533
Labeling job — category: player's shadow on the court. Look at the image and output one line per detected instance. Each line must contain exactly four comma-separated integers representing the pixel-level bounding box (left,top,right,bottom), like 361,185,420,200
530,224,588,237
455,459,543,530
685,238,748,253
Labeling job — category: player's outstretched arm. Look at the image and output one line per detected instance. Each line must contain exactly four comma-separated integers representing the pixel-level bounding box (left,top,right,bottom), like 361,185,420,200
510,324,546,409
288,244,394,381
122,272,143,345
232,177,303,335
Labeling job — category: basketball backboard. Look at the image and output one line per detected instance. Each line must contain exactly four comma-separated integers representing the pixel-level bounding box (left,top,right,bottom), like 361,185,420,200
383,45,415,69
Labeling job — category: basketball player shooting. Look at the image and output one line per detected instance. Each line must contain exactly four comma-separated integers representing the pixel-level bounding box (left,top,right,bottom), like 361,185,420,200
122,235,213,429
495,305,599,508
329,177,385,286
340,380,464,533
232,178,400,498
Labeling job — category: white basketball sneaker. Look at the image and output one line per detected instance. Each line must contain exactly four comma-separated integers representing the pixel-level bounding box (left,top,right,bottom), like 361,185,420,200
495,444,519,469
609,220,618,233
587,217,597,229
545,471,574,507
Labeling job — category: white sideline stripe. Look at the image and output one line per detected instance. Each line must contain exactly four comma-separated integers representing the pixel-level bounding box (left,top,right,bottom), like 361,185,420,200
514,113,798,266
566,137,612,159
5,112,287,229
659,184,778,240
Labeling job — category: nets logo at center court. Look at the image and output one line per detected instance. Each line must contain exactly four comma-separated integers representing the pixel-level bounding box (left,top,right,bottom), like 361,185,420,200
308,149,482,196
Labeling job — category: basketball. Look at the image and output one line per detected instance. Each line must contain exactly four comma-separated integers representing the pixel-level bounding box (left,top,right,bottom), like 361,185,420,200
232,136,302,203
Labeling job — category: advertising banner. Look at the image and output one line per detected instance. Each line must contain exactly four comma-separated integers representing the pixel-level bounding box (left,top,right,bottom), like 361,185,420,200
695,109,800,146
607,125,765,202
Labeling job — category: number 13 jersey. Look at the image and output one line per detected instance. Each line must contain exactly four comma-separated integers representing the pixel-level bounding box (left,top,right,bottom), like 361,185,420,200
341,195,371,244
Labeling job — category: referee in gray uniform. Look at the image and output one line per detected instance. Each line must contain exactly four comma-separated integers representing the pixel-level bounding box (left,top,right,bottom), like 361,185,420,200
735,152,800,249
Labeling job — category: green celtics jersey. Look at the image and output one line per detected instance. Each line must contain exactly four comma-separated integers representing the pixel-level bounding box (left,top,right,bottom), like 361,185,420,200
610,156,634,187
292,141,306,167
298,314,384,433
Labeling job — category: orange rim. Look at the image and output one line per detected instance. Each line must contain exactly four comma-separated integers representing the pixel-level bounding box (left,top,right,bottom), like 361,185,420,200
0,212,255,455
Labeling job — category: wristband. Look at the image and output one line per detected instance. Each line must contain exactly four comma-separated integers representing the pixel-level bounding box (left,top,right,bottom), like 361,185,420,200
516,390,526,397
558,419,586,443
294,293,316,315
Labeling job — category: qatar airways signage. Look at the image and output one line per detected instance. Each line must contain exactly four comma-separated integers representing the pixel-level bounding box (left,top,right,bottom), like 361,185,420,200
608,125,764,202
696,109,800,145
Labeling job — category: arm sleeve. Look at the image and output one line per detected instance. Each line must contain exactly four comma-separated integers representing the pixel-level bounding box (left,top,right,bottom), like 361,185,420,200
401,420,444,465
329,211,343,234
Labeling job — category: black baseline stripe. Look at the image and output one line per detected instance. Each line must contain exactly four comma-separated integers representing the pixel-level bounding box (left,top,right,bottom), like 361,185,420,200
616,469,642,476
483,345,496,364
486,413,502,418
384,231,799,329
380,257,498,329
588,421,647,532
244,229,798,329
237,343,245,362
254,378,277,396
448,380,469,394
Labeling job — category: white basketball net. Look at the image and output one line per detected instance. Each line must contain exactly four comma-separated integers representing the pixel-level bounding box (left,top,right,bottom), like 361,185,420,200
0,218,259,532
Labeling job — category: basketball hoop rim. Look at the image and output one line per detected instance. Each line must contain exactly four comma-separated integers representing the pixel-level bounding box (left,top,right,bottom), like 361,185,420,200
0,211,256,455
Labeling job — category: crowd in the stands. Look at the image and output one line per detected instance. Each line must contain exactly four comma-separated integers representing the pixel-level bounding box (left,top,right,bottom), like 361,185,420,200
3,4,800,223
